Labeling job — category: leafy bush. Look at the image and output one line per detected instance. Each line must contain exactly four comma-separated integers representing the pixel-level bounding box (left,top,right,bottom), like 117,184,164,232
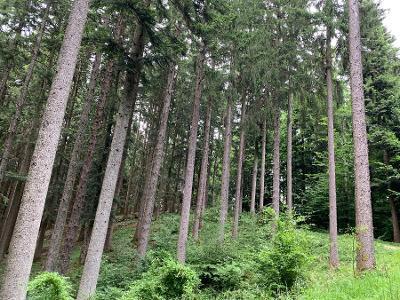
120,257,200,300
27,272,73,300
257,213,310,293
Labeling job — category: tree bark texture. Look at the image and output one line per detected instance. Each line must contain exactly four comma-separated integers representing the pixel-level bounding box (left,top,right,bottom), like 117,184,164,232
77,12,147,298
193,97,212,240
45,52,102,272
259,119,266,211
176,47,206,263
0,0,90,298
232,99,246,238
348,0,375,271
326,25,339,269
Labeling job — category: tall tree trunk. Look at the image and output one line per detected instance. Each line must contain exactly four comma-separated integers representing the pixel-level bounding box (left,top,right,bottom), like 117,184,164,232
0,0,90,297
45,52,102,271
135,63,178,257
250,156,258,215
232,98,246,238
77,12,147,298
259,119,266,211
218,97,232,242
59,58,115,274
193,97,212,240
177,46,206,263
272,104,281,217
348,0,375,271
0,6,49,182
326,24,339,268
286,92,293,213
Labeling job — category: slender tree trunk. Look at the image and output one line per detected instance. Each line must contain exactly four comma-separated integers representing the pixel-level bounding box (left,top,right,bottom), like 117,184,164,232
250,156,258,215
59,58,115,274
0,0,90,297
34,218,48,261
286,92,293,213
218,97,232,242
348,0,375,271
232,99,246,238
383,151,400,243
45,52,102,271
272,104,281,217
326,25,339,268
77,13,147,298
0,6,49,181
389,197,400,243
193,97,212,240
259,119,266,211
177,46,206,263
135,63,178,257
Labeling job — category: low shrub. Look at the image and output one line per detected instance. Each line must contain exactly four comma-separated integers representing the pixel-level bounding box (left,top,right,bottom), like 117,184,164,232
120,257,200,300
27,272,73,300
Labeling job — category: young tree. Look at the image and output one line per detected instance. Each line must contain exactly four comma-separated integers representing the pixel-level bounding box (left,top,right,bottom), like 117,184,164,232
0,0,91,298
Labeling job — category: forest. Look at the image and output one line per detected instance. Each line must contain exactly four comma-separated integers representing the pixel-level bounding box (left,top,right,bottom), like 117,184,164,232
0,0,400,299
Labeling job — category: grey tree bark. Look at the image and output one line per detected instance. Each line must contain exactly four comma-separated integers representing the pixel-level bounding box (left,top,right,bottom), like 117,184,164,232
76,12,147,298
0,0,90,298
177,46,206,262
193,97,212,241
272,104,281,217
286,92,293,213
250,156,258,215
348,0,375,271
326,24,339,269
45,52,102,272
0,6,49,181
259,119,266,211
232,99,246,238
135,63,178,257
218,97,232,242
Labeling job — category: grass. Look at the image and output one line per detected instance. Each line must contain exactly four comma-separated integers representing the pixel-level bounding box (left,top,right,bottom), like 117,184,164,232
298,231,400,299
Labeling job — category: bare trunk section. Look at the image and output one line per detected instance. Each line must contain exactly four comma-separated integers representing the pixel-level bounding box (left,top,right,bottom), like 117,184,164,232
250,156,258,215
193,98,212,240
259,119,266,211
218,97,232,242
272,104,281,217
0,0,90,297
77,13,147,298
45,52,102,272
383,151,400,243
135,63,178,257
389,197,400,243
59,58,114,274
326,25,339,269
232,99,246,238
286,93,293,213
348,0,375,271
0,6,49,181
177,47,206,263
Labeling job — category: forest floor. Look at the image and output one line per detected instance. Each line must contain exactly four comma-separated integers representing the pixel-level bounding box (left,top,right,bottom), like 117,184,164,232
1,210,400,299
